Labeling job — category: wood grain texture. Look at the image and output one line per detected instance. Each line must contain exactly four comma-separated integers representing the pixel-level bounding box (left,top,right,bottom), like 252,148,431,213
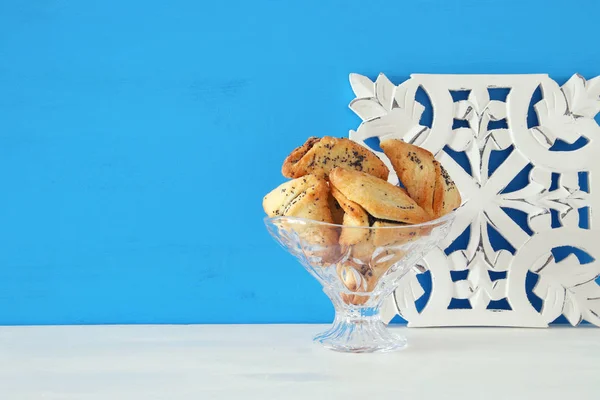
1,0,600,325
0,325,598,399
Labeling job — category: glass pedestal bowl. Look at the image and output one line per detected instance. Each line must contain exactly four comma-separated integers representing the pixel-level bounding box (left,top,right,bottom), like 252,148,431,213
265,213,455,353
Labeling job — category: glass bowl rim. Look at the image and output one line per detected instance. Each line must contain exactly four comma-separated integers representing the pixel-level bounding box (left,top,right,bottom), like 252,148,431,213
264,206,458,230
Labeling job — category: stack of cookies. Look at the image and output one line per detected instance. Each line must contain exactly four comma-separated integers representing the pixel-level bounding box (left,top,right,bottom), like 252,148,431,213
263,136,461,304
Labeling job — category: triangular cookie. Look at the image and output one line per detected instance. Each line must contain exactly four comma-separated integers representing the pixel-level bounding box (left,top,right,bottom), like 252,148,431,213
263,175,338,247
432,161,462,218
329,167,431,224
380,139,437,216
282,136,389,180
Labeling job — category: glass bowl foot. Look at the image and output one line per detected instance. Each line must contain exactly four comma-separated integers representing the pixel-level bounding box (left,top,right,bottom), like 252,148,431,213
313,314,407,353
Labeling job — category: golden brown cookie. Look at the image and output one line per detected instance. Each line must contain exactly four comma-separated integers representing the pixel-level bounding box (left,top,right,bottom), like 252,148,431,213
282,136,389,180
330,185,369,246
370,220,433,248
380,139,437,216
327,192,345,225
336,252,404,305
336,261,379,305
432,161,462,218
262,175,338,247
329,167,432,224
371,221,408,247
347,236,376,263
263,175,326,219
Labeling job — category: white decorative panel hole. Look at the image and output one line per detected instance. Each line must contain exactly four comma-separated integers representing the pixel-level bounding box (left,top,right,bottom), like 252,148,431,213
349,72,600,327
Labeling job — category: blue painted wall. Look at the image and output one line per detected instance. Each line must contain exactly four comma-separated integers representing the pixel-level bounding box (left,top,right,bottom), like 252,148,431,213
0,0,598,324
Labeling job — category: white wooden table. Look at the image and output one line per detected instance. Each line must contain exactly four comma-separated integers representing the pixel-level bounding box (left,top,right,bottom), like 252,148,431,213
0,325,598,399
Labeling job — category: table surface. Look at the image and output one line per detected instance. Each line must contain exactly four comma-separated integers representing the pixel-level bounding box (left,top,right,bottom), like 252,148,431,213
0,324,598,400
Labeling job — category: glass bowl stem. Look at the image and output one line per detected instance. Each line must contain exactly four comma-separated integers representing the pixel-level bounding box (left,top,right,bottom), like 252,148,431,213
313,288,407,353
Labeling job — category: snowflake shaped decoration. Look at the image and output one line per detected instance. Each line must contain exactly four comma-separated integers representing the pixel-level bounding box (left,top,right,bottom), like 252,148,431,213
349,73,600,327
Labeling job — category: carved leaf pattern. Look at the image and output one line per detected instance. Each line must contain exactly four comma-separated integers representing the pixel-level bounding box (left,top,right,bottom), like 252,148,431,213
499,167,589,229
530,74,600,148
450,251,510,308
349,73,600,327
532,253,600,325
375,73,395,111
349,73,375,98
394,269,426,321
562,74,600,118
349,74,430,166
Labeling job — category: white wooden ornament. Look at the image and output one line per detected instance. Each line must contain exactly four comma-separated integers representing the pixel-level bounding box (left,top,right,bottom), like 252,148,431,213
348,73,600,327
